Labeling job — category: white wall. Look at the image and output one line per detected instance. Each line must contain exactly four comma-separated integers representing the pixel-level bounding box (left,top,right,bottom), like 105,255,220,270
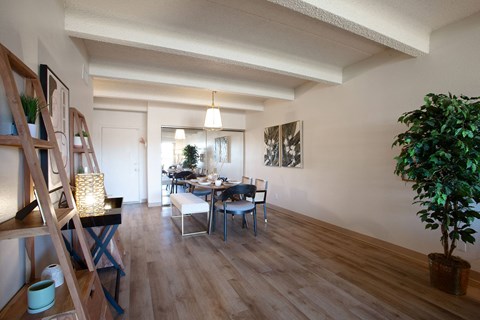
245,13,480,271
0,0,93,308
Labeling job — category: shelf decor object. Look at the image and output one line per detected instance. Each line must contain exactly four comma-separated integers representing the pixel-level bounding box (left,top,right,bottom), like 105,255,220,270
75,173,105,216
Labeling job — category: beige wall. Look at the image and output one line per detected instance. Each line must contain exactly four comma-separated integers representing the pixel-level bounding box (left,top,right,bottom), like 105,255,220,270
0,0,93,307
245,13,480,271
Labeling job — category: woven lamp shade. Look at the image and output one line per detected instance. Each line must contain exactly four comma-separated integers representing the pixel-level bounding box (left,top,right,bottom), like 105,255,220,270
75,173,105,216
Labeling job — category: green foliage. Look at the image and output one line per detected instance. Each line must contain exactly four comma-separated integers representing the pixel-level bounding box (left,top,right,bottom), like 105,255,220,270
393,93,480,259
20,94,43,124
75,130,89,137
182,144,198,169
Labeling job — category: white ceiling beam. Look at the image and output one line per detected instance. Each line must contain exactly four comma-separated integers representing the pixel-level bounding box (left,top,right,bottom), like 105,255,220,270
89,61,294,101
267,0,430,56
93,80,265,112
65,8,343,85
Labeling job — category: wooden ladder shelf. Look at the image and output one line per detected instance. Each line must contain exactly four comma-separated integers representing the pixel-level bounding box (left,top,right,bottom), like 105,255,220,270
0,43,112,319
69,108,101,180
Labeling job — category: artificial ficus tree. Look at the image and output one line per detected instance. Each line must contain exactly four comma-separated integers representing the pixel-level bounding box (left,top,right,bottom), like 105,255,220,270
393,93,480,259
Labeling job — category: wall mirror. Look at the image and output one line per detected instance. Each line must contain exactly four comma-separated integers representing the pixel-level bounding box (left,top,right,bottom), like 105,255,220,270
160,127,244,205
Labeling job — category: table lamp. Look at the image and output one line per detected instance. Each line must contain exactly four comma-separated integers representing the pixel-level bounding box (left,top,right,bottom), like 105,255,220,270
75,173,105,216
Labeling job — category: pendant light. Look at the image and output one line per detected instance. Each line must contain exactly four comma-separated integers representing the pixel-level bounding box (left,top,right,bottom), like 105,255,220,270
204,91,222,131
174,129,186,140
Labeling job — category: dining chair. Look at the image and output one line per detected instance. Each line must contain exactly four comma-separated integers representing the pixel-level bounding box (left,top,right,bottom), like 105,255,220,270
250,179,268,222
162,169,171,192
214,184,257,241
186,173,210,200
170,170,193,194
241,176,252,184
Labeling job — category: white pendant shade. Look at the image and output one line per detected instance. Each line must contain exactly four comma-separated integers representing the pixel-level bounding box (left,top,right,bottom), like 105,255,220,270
204,91,223,131
174,129,186,140
204,108,222,130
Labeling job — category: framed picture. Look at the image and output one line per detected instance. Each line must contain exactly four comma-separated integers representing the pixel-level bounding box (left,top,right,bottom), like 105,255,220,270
214,136,230,163
281,120,302,168
40,65,69,190
264,125,280,166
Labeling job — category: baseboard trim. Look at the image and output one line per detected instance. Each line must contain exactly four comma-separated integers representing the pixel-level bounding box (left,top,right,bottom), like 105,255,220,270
267,204,480,286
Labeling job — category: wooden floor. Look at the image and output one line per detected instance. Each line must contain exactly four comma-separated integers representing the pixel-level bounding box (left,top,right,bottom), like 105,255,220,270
103,203,480,319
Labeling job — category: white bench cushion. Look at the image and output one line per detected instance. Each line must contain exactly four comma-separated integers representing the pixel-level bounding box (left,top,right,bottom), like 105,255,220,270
170,193,209,214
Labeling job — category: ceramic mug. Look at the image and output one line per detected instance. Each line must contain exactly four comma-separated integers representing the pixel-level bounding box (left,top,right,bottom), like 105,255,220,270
215,179,222,186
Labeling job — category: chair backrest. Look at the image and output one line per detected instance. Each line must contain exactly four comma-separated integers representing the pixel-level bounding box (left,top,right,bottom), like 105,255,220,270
241,176,252,184
174,170,193,179
186,173,197,180
253,178,268,202
220,184,256,202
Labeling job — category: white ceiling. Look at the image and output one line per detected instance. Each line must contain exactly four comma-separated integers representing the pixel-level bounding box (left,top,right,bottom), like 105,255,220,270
64,0,480,112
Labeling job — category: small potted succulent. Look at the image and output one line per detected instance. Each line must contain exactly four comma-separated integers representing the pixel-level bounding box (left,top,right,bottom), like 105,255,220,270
74,130,89,148
393,93,480,295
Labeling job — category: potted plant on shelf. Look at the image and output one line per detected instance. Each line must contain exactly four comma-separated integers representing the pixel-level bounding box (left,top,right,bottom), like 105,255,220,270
74,130,89,148
20,94,43,137
393,93,480,295
182,144,198,170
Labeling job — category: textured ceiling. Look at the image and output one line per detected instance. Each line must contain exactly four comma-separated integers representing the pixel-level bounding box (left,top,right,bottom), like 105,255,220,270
64,0,480,112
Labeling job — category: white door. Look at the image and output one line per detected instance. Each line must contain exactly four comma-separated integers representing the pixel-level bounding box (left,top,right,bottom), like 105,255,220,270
101,127,140,202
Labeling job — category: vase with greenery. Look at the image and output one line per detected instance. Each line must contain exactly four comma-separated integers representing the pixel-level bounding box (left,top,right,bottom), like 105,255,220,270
393,93,480,295
20,94,43,137
74,130,89,147
182,144,198,169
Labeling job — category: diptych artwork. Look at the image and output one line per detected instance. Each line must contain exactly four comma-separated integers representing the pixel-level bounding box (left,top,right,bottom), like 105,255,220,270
264,121,302,168
264,125,280,166
281,121,302,168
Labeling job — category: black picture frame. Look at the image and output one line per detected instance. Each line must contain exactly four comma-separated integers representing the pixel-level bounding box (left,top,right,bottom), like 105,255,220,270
39,64,69,191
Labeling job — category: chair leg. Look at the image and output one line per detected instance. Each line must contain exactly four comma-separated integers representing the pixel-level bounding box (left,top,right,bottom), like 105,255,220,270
253,208,257,236
212,207,216,232
263,203,267,223
224,211,228,242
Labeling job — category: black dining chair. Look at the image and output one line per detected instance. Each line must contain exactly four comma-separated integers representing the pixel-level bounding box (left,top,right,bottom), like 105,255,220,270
214,184,257,241
170,170,193,194
186,173,210,200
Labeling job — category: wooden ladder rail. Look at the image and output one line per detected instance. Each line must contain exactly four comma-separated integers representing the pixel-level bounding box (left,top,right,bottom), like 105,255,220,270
0,43,112,320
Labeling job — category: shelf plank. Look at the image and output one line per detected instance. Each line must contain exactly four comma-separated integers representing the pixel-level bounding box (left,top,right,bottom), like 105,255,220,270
0,135,54,149
0,208,75,240
57,208,78,229
0,270,94,319
72,147,93,153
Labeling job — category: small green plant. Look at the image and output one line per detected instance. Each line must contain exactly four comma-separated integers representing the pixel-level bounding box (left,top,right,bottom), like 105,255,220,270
20,94,43,124
75,130,89,137
182,144,199,169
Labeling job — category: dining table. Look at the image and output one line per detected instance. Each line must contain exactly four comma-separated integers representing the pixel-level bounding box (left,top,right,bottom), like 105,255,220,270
186,179,241,234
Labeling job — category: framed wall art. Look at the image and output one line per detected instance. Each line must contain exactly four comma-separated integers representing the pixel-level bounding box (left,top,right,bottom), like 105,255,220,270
40,64,69,190
281,120,302,168
264,125,280,166
215,136,230,163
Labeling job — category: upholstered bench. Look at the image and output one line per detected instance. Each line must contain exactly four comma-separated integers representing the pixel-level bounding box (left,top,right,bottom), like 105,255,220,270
170,193,209,236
